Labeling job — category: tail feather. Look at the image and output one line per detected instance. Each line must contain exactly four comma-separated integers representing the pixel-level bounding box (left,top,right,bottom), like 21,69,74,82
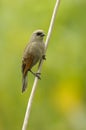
22,74,28,93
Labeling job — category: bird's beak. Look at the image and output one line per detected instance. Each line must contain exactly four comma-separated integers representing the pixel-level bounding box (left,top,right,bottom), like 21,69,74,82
41,33,45,37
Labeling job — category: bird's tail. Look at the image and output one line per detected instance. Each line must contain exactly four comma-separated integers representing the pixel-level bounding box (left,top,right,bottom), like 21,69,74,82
22,73,28,93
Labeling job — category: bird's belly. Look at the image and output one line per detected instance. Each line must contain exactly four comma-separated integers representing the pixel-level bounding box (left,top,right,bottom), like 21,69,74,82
26,43,44,67
31,49,42,66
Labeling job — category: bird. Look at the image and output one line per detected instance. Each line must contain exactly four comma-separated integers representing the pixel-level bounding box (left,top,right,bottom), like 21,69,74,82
21,29,45,92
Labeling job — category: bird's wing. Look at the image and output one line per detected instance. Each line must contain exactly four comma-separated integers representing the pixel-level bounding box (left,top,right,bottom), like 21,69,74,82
22,54,34,77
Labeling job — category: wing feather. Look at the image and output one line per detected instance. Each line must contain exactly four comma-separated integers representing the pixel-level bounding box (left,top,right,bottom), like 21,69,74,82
22,55,34,77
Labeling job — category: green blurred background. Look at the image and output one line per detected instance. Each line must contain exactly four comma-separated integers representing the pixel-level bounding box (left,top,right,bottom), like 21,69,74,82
0,0,86,130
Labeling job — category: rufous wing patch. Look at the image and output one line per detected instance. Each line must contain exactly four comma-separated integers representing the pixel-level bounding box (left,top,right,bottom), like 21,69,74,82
22,55,34,77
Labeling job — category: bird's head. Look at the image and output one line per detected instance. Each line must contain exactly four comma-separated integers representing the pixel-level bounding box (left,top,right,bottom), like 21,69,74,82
31,29,45,41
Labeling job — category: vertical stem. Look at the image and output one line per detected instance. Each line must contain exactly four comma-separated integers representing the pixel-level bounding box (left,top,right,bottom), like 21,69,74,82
22,0,60,130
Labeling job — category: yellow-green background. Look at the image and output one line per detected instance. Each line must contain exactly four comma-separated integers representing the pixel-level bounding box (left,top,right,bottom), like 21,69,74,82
0,0,86,130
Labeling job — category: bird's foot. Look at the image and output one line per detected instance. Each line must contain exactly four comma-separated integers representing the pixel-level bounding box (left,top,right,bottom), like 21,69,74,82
29,69,41,79
35,73,41,79
42,55,46,60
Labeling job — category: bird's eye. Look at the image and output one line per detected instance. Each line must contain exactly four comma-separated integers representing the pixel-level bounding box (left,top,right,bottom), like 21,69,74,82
36,32,42,36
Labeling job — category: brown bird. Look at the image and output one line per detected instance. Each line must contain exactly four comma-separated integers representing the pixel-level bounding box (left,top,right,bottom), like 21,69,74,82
22,30,45,92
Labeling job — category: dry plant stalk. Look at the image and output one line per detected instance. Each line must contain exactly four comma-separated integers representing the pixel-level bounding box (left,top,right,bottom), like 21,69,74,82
22,0,60,130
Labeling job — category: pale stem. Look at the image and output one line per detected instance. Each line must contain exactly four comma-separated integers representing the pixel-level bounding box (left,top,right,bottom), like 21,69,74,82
22,0,60,130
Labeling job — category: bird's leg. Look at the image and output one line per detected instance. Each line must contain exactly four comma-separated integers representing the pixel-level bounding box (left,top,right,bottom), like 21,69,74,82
29,69,41,79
